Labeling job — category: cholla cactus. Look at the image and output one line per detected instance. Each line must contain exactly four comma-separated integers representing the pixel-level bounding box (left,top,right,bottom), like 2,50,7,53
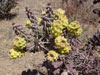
55,36,71,54
13,36,26,50
10,5,83,61
50,20,64,37
67,21,82,36
47,50,58,62
9,49,25,59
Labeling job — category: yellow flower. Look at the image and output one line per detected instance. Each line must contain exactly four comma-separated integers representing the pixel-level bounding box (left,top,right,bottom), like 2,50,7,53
55,36,71,54
26,20,31,27
58,45,71,54
59,15,69,28
68,21,80,30
47,50,58,62
67,21,83,36
13,36,26,50
55,36,68,48
54,8,65,16
75,28,83,36
57,8,65,15
37,17,42,24
50,20,64,37
9,49,25,59
53,8,65,19
41,11,46,16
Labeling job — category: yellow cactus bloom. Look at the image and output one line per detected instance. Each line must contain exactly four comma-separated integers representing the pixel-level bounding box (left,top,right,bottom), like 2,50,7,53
54,8,65,16
55,36,68,48
51,20,64,29
53,8,65,19
26,20,31,27
67,21,83,36
59,15,69,28
47,50,58,62
13,36,26,50
57,8,65,15
58,45,71,54
37,17,42,24
55,36,71,54
41,11,46,16
75,28,83,36
50,20,64,37
68,21,80,30
9,49,25,59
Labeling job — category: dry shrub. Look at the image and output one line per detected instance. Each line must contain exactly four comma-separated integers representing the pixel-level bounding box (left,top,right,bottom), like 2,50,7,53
62,0,99,25
0,0,18,19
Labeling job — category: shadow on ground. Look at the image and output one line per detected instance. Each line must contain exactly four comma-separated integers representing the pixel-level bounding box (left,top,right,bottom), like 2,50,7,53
0,13,17,21
22,69,44,75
